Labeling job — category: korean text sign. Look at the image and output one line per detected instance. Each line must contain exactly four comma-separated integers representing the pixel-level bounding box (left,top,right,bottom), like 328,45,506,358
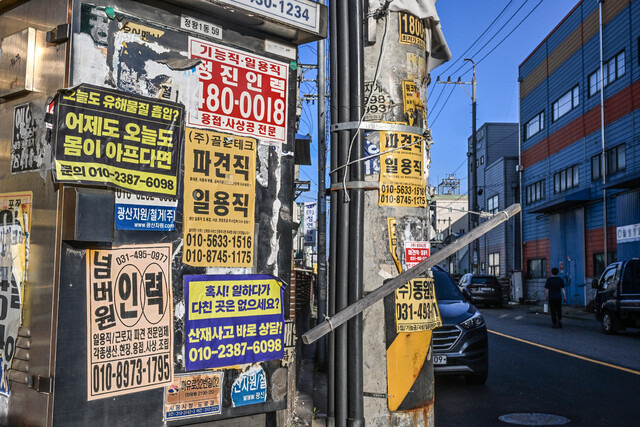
188,38,289,142
183,127,256,267
185,274,284,370
395,277,442,333
86,244,173,400
53,84,184,197
379,130,426,207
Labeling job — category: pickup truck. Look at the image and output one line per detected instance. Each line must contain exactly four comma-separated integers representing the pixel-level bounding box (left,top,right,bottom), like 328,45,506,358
591,259,640,334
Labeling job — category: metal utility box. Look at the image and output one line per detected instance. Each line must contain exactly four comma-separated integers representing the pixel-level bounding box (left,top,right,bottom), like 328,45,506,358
0,0,326,425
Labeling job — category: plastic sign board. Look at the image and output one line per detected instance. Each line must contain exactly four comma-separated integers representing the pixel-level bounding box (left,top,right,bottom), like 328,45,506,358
182,128,256,267
52,84,184,197
164,372,223,421
188,38,289,143
115,190,177,231
617,223,640,243
86,244,174,400
184,274,284,371
231,366,267,407
215,0,321,35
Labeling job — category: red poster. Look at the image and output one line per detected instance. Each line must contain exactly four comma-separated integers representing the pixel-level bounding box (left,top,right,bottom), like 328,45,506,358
188,38,289,143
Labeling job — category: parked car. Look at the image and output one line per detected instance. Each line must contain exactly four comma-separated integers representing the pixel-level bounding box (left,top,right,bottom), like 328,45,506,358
591,259,640,334
458,273,503,307
432,266,489,385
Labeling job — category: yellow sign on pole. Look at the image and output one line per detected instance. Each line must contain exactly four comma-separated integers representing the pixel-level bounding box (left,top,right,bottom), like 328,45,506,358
379,129,426,208
183,128,256,267
394,277,442,333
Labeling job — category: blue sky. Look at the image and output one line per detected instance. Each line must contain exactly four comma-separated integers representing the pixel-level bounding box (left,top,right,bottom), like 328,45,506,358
295,0,580,203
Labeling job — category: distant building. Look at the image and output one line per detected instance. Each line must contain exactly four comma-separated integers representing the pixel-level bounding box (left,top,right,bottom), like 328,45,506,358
468,123,521,281
519,0,640,305
431,180,468,276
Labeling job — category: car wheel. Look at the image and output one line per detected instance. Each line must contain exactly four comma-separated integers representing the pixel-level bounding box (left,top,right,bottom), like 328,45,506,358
602,310,618,335
465,371,488,385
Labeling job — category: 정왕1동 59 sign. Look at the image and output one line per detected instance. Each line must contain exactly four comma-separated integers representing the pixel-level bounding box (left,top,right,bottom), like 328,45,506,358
184,274,284,371
53,84,184,197
188,38,289,143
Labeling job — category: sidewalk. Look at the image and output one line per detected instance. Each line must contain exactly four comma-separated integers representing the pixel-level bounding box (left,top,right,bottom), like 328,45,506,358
292,341,327,426
523,301,594,321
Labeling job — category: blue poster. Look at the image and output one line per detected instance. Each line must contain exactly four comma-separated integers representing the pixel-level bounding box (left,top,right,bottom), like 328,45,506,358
115,190,177,231
184,274,284,371
231,367,267,407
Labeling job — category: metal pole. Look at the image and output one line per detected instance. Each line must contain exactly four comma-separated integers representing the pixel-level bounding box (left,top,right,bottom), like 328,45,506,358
328,1,338,423
598,0,608,265
317,35,327,370
303,204,523,343
335,0,350,424
347,0,364,424
467,58,478,273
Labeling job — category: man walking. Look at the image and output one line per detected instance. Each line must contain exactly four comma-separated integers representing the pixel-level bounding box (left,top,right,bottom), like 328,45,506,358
545,267,567,328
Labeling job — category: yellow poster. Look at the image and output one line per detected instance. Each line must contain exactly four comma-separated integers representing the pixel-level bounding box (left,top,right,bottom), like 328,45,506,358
86,243,173,400
398,11,426,50
395,277,442,333
386,217,402,273
379,130,426,207
164,372,223,421
183,128,256,267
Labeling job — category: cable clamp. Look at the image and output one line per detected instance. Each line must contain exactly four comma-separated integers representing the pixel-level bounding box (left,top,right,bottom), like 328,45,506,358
324,315,335,331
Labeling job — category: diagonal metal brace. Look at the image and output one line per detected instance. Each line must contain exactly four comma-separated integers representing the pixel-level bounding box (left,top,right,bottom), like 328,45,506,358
331,121,428,136
302,203,522,344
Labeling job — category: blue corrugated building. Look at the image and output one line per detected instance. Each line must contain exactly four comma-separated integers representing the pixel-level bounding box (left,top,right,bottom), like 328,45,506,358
519,0,640,305
468,123,520,281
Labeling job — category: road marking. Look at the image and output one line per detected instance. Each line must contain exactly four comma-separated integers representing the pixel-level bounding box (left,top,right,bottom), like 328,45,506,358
488,329,640,376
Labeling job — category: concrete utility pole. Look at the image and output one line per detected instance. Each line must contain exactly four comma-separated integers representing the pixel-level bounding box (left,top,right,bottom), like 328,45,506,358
437,58,477,273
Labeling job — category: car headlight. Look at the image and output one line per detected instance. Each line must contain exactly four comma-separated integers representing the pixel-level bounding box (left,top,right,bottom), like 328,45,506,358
459,312,485,330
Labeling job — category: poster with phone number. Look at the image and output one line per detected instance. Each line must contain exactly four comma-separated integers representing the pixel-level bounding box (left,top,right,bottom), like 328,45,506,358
185,274,284,371
188,37,289,143
53,84,184,197
86,244,173,400
182,127,256,267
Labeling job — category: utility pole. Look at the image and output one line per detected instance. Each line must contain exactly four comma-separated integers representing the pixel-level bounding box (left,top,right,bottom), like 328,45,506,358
437,58,478,273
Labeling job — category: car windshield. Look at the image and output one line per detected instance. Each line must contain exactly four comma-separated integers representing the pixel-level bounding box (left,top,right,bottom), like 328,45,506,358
433,269,464,301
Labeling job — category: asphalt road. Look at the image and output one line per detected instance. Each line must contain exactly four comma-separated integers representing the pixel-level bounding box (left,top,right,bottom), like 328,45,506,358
434,305,640,426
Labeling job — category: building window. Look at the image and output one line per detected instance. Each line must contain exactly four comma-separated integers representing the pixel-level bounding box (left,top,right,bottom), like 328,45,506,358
526,180,545,204
524,111,544,141
589,50,626,97
593,252,617,278
552,85,579,122
480,156,484,165
591,144,626,180
554,164,580,193
527,258,546,279
487,194,499,214
489,252,500,276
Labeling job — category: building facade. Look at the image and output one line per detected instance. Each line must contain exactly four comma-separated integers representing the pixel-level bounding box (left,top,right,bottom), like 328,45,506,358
519,0,640,305
469,122,521,281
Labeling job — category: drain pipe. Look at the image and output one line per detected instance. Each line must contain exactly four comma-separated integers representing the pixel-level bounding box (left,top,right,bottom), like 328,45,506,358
328,1,338,425
335,0,351,424
599,0,608,265
347,0,364,425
